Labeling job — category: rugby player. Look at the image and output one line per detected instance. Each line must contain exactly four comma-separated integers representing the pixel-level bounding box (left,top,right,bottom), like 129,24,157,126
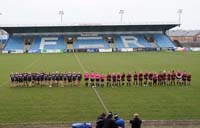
187,72,191,85
126,72,132,86
100,73,105,87
138,72,143,86
112,72,117,87
84,72,89,87
133,72,138,86
117,72,121,86
144,72,148,86
106,72,112,87
121,72,126,86
72,72,77,86
77,72,82,87
67,72,72,86
95,72,100,87
90,71,95,87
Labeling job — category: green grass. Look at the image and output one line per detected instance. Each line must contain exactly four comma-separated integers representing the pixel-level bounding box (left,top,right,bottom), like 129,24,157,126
0,52,200,123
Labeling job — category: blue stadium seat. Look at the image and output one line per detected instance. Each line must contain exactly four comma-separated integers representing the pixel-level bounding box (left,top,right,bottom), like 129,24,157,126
154,34,176,48
136,35,153,48
4,36,24,51
30,36,66,51
29,37,41,51
74,37,109,49
115,36,125,48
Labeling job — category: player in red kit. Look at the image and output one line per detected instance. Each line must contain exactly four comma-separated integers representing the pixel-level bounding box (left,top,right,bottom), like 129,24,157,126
100,73,105,87
166,72,171,85
133,72,138,86
148,72,153,86
138,72,143,86
144,72,148,86
117,72,121,87
186,72,191,85
171,70,176,85
126,72,132,86
106,72,112,87
121,72,126,86
112,73,117,87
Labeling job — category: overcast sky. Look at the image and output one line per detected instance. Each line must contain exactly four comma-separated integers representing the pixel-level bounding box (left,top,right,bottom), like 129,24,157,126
0,0,199,29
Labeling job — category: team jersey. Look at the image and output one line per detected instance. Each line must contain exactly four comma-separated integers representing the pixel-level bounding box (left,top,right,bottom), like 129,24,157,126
90,73,95,80
121,73,125,81
95,73,100,80
107,74,111,81
72,74,77,81
84,73,89,79
100,74,105,81
117,74,121,81
77,73,82,81
127,74,132,81
133,73,138,80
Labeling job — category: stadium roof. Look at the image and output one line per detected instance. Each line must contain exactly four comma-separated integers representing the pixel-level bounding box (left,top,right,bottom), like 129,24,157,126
0,23,179,34
168,30,200,36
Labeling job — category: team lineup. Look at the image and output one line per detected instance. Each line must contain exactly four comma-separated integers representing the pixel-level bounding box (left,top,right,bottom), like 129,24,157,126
9,71,191,88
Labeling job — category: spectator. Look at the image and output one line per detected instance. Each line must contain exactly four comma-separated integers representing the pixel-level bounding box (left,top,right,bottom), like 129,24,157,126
96,113,106,128
103,112,116,128
114,113,125,128
129,113,142,128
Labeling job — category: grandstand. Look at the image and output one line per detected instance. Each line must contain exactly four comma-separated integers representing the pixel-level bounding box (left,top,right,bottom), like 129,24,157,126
0,24,178,53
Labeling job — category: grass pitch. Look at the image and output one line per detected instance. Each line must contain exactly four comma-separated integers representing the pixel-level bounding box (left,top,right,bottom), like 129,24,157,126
0,52,200,123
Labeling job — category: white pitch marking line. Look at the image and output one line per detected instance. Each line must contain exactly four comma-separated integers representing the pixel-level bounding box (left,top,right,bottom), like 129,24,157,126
73,52,109,113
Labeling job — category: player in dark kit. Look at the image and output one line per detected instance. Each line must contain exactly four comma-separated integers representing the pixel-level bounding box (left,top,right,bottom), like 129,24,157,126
77,72,82,87
116,72,121,86
112,73,117,87
167,72,171,85
63,73,67,87
158,72,162,86
27,73,33,87
106,72,112,87
72,72,77,86
126,72,132,86
162,71,166,85
121,72,126,86
171,70,176,85
182,72,187,85
138,72,143,86
100,73,105,87
55,72,60,86
148,72,153,86
153,73,158,86
143,72,148,86
52,73,56,86
133,72,138,86
48,73,52,87
67,72,72,86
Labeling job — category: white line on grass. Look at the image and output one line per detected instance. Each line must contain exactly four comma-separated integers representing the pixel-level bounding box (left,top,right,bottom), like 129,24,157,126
0,56,41,87
92,86,109,113
73,52,109,113
73,52,87,72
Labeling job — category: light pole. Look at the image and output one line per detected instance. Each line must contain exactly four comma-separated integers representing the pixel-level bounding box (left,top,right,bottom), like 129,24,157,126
59,10,64,24
177,9,183,27
119,10,124,23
